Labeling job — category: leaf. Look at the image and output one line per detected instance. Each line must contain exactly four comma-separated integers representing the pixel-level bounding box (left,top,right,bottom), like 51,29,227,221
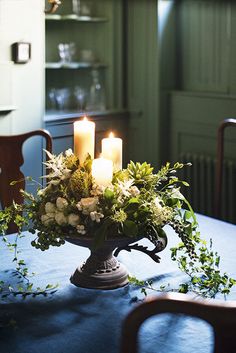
104,189,114,200
10,178,25,186
93,219,112,250
178,283,189,293
157,227,167,239
125,198,140,213
123,220,138,237
184,210,192,221
128,197,139,204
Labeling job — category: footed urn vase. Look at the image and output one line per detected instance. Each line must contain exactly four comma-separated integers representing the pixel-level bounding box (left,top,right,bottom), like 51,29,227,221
66,235,167,290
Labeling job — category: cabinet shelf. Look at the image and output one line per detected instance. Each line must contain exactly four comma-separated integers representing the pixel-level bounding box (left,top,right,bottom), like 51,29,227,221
44,109,129,123
0,105,17,114
45,14,108,22
45,62,107,69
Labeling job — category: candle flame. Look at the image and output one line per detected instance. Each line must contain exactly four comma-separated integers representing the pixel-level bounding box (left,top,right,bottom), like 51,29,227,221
83,116,88,121
109,132,114,138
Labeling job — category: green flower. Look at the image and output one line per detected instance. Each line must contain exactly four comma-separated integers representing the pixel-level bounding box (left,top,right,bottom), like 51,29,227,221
111,209,127,223
68,168,92,198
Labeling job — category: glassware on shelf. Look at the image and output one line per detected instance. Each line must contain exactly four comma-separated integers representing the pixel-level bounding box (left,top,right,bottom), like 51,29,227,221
72,0,80,15
54,88,71,111
47,88,57,110
81,1,93,16
80,49,96,63
87,69,106,111
74,86,87,111
72,0,93,16
58,43,76,64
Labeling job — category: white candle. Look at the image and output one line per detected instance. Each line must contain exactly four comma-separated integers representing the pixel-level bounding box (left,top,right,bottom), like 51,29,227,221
74,117,95,164
92,157,113,187
101,132,122,172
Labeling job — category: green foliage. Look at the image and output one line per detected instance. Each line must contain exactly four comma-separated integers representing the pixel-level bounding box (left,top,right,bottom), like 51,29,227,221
127,161,153,184
0,231,58,300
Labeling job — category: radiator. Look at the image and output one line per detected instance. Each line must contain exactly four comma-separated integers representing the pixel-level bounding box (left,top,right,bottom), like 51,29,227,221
178,153,236,224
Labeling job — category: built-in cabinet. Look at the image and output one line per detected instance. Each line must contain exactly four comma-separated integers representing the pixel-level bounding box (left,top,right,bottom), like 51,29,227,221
45,0,124,113
44,0,128,166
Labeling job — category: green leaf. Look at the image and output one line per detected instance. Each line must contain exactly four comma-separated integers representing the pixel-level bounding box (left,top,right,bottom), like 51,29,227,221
10,178,25,186
128,197,139,204
123,220,138,237
104,188,114,200
184,210,192,220
157,227,167,239
179,283,189,293
93,219,112,250
125,198,140,213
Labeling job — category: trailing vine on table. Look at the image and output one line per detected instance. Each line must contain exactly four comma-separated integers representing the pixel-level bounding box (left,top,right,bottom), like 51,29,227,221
0,192,58,299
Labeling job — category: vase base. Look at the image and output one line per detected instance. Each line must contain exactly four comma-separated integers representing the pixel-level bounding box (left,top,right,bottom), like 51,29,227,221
70,262,129,290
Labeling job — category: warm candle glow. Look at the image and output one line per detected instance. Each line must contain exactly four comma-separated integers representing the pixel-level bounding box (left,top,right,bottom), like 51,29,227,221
92,156,113,187
73,117,95,164
101,132,123,172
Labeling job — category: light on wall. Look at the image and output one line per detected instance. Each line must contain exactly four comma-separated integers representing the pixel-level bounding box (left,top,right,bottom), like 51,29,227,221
45,0,62,14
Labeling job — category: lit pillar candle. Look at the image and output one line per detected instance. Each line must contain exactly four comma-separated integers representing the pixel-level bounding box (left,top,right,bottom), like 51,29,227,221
74,117,95,164
101,132,122,172
92,157,113,187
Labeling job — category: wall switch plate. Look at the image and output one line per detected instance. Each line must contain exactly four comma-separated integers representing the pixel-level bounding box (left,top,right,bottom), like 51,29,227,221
11,42,31,64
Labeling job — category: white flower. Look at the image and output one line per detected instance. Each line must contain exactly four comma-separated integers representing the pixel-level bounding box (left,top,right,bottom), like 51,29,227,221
41,212,55,226
65,148,73,157
43,151,72,185
130,186,140,197
56,197,68,211
55,211,67,225
171,188,185,200
90,211,104,223
90,184,106,196
45,202,56,214
68,213,80,227
77,197,98,215
154,196,163,212
76,203,82,211
37,189,45,196
77,224,86,235
116,179,134,198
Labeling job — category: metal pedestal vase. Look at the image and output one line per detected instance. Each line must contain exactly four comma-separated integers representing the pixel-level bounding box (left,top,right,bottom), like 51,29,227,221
66,235,167,290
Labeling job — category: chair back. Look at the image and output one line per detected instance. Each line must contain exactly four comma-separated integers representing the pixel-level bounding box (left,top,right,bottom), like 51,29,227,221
0,129,52,233
120,293,236,353
215,118,236,218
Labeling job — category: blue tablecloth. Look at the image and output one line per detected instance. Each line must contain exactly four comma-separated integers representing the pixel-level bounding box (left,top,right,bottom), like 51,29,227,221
0,214,236,353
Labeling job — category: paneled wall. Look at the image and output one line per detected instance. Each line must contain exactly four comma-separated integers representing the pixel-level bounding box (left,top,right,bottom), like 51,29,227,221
179,1,230,93
126,0,160,167
166,0,236,222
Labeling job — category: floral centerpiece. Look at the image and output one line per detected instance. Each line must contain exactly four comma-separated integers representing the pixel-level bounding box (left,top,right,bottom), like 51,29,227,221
1,147,235,296
24,150,185,251
0,118,235,296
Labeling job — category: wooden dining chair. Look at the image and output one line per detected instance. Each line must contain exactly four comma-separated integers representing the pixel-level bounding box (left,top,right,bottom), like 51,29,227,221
120,292,236,353
0,129,52,234
214,118,236,219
